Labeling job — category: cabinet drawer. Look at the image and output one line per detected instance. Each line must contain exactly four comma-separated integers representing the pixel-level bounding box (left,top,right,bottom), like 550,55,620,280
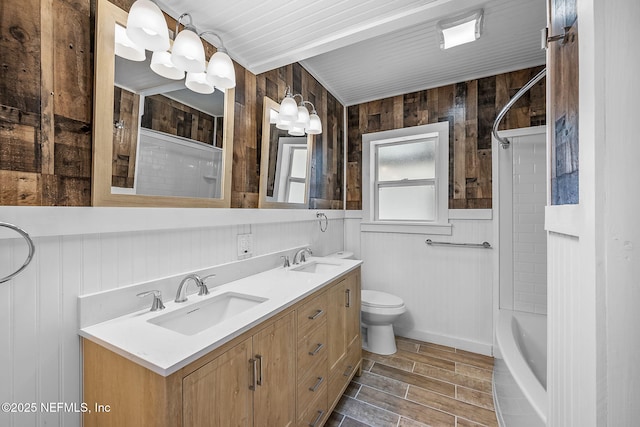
328,344,361,409
297,292,328,340
297,378,328,427
297,324,327,378
297,354,327,415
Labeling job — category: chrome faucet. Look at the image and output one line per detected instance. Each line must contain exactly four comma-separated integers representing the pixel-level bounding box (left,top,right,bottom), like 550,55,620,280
175,274,204,303
137,290,165,311
293,248,313,265
199,274,216,296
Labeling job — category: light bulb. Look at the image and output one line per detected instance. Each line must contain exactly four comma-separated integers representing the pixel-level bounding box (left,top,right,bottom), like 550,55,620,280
206,50,236,89
279,95,298,122
126,0,170,52
171,28,205,72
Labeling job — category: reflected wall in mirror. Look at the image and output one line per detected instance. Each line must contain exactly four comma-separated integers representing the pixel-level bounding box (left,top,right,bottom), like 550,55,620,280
92,0,235,207
259,97,313,208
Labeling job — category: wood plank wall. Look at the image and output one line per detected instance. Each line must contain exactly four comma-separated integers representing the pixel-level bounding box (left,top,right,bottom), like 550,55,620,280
0,0,344,209
346,66,546,210
141,95,219,146
233,63,344,208
0,0,93,205
112,86,139,188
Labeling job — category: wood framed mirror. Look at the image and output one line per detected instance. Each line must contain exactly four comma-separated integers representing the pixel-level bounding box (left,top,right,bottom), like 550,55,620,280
258,97,314,209
92,0,235,207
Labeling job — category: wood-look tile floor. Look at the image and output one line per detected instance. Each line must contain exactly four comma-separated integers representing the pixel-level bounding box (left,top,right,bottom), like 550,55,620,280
326,337,498,427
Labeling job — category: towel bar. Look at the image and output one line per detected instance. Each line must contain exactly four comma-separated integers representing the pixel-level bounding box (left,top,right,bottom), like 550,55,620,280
425,239,491,249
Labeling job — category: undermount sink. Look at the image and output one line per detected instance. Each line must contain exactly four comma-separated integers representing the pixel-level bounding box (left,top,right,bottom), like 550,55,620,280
290,260,341,274
148,292,268,336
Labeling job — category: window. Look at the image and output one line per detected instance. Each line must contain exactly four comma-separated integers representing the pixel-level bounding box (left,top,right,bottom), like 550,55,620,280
362,122,450,234
285,145,308,203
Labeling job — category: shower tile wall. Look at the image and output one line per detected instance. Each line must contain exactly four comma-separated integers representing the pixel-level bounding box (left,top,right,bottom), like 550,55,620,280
512,139,547,314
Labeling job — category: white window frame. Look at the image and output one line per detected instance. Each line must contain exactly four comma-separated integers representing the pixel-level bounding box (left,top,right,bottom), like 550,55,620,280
284,145,308,203
361,122,452,235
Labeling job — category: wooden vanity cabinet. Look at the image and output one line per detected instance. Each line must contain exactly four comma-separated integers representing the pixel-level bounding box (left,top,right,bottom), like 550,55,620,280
83,267,360,427
327,269,362,409
296,291,329,427
183,312,296,427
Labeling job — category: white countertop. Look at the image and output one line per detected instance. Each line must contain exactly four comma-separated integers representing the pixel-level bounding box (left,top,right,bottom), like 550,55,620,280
79,257,362,377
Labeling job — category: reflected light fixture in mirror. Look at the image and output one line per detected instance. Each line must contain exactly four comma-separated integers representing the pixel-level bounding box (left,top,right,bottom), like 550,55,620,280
150,47,185,79
276,87,322,136
185,63,215,94
114,24,145,61
259,96,314,209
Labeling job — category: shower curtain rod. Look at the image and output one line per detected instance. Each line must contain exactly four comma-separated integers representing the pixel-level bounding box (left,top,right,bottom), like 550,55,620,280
492,68,547,149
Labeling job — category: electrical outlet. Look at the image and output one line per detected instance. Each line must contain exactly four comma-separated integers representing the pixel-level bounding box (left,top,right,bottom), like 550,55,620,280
237,233,253,258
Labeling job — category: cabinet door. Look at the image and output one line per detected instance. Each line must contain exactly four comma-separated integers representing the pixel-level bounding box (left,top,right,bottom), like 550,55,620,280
344,270,361,349
183,338,253,427
252,312,296,427
327,279,347,372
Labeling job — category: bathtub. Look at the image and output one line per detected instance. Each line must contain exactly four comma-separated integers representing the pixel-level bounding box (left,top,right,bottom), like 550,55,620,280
493,310,547,427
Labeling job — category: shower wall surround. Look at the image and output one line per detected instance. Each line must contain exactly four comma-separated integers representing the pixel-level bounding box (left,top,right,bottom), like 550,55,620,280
0,207,344,427
512,136,547,314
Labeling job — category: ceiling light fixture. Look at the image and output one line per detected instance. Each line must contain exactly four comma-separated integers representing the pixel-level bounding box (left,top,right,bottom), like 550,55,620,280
126,0,170,52
276,88,322,136
119,4,237,94
171,13,206,72
201,32,236,89
437,9,483,50
278,88,300,122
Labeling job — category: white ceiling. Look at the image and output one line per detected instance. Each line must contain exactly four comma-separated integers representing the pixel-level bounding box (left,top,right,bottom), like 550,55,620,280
154,0,546,106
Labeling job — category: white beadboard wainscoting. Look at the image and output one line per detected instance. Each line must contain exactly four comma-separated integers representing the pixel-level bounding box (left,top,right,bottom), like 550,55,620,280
347,212,494,356
0,207,344,427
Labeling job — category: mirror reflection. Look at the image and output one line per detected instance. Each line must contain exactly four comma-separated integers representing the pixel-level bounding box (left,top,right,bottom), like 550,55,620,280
92,0,234,208
112,33,226,199
259,97,313,208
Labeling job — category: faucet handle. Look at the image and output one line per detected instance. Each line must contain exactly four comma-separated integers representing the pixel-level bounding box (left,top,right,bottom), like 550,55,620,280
198,274,215,296
281,255,290,268
137,290,165,311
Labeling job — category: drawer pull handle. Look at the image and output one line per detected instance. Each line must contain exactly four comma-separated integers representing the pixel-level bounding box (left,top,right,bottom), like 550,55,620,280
308,309,324,320
249,358,257,390
343,365,353,377
309,343,324,356
309,409,325,427
345,289,351,308
256,354,263,386
309,376,324,392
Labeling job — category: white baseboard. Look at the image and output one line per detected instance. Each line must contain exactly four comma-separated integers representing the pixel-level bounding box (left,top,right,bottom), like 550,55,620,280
394,327,494,357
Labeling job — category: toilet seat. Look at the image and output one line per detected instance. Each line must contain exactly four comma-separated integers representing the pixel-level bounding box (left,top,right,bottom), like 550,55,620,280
361,290,404,309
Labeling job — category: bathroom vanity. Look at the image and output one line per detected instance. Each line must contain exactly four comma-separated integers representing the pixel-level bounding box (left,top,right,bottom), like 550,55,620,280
81,259,361,427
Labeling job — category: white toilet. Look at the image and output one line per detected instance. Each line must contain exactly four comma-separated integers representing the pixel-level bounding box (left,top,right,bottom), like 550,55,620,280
326,251,406,355
361,290,406,355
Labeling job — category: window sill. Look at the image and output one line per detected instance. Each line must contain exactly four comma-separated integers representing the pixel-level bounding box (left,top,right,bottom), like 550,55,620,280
360,221,452,235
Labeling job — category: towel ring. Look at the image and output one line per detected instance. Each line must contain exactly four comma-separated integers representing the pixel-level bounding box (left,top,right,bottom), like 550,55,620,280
0,222,36,284
316,212,328,232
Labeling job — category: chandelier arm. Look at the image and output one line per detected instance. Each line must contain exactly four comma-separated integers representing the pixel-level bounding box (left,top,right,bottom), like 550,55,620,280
176,12,194,35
